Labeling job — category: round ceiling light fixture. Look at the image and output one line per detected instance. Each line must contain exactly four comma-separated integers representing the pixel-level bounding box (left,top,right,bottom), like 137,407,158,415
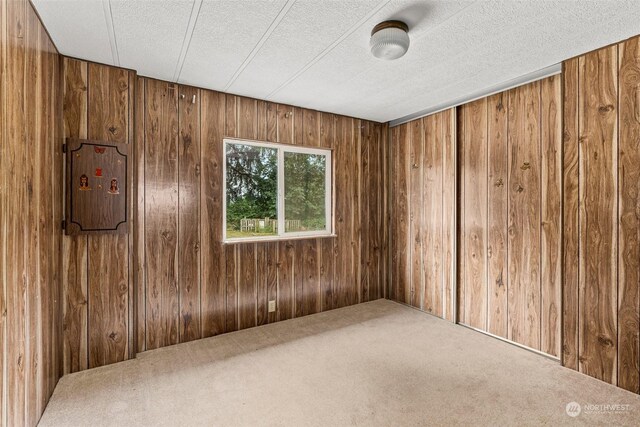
370,20,410,60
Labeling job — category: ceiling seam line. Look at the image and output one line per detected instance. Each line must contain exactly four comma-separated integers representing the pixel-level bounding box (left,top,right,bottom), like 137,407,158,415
222,0,297,92
309,0,482,100
103,0,120,66
174,0,204,83
264,0,390,100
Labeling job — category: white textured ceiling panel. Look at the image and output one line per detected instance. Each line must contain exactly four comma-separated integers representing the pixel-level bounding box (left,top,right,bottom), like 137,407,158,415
110,0,195,81
178,0,289,90
272,0,474,116
227,0,386,100
33,0,640,123
274,0,640,122
32,0,114,66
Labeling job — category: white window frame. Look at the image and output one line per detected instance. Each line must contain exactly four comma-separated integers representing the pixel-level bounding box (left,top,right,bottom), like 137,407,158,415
222,138,333,243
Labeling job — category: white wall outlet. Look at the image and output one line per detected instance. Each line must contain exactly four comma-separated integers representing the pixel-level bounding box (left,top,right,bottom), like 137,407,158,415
268,300,276,313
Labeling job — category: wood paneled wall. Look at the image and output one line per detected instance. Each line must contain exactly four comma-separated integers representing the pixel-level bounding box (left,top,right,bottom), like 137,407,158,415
457,77,562,357
62,63,388,369
135,78,388,351
62,58,136,373
0,0,63,425
389,109,456,321
563,35,640,394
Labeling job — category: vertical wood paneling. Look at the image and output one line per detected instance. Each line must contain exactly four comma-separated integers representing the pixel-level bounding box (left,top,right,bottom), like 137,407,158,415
441,110,456,321
62,58,88,374
393,123,410,304
61,70,386,382
200,90,226,337
360,121,371,303
486,93,508,338
24,12,41,424
370,123,385,302
617,37,640,394
390,109,455,321
563,35,640,395
126,71,136,360
463,99,488,330
409,119,423,309
507,82,541,350
455,77,561,356
6,1,28,422
86,63,131,368
2,0,63,423
178,85,201,342
144,79,179,350
302,110,321,315
225,245,238,332
49,32,63,408
261,102,279,325
277,242,294,321
134,77,146,353
562,58,580,370
258,242,278,326
457,108,466,324
235,97,258,330
320,113,335,311
540,76,562,357
0,6,7,425
424,114,444,317
334,116,350,308
224,95,239,331
578,47,618,384
238,243,257,330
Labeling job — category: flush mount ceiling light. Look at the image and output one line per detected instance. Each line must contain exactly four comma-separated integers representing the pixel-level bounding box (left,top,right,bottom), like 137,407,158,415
370,20,410,60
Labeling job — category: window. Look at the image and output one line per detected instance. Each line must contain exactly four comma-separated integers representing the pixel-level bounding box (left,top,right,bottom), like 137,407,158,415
223,138,332,242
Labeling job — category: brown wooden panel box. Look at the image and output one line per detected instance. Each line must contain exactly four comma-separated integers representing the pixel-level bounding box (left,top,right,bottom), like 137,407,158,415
65,138,129,234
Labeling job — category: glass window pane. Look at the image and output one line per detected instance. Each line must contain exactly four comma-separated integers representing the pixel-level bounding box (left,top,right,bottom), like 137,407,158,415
284,152,327,233
226,143,278,239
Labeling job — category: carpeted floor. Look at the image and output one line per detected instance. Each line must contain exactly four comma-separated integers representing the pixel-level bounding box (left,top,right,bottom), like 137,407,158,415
40,299,639,426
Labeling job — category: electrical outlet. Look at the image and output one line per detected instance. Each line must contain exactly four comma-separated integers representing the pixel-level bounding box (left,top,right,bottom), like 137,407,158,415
268,300,276,313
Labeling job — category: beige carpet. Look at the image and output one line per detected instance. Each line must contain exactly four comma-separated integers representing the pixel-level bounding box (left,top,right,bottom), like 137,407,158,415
40,299,639,426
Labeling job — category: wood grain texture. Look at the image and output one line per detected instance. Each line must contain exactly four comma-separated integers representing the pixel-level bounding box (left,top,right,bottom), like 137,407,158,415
238,243,257,330
320,113,336,311
61,70,387,381
617,37,640,394
200,90,226,337
507,82,541,350
62,58,88,374
144,79,179,350
86,63,132,368
424,114,444,317
1,0,63,424
578,46,618,384
456,108,466,325
134,76,146,353
463,99,488,330
441,110,456,322
562,57,580,370
562,35,640,395
540,76,562,357
6,1,28,422
392,123,411,304
389,109,455,321
487,93,508,338
409,119,423,309
454,77,561,356
178,85,201,342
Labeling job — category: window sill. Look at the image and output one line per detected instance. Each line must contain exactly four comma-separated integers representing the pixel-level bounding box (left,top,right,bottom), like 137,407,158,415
222,234,337,245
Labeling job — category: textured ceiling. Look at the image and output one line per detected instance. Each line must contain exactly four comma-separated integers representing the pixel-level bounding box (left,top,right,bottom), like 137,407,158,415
33,0,640,123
